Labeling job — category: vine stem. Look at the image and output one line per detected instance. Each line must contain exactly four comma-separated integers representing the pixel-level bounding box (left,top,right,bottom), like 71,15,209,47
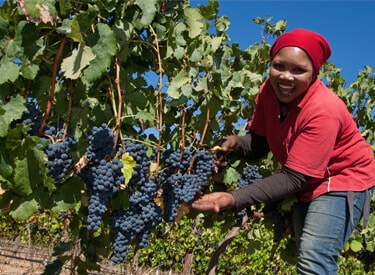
206,214,249,275
113,56,123,148
37,36,67,136
183,214,201,274
150,26,164,176
183,85,212,272
61,80,74,141
200,91,211,145
186,90,211,174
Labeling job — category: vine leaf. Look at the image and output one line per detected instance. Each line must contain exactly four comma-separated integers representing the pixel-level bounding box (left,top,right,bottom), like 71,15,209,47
349,239,362,253
83,23,116,83
120,153,136,186
184,7,205,39
68,4,100,43
0,60,20,84
222,166,239,185
9,197,39,221
13,158,33,197
18,0,58,25
51,177,85,213
134,0,158,29
61,44,95,79
167,69,190,99
0,95,26,137
135,110,154,121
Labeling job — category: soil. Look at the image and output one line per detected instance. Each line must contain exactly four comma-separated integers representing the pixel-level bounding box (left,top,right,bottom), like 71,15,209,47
0,238,176,275
0,238,118,274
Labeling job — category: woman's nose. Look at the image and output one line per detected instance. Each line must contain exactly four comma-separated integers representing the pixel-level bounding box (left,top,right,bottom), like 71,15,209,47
280,71,293,81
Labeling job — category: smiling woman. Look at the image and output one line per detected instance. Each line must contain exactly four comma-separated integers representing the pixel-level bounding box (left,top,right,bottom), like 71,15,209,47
269,47,314,110
191,28,375,274
268,28,331,115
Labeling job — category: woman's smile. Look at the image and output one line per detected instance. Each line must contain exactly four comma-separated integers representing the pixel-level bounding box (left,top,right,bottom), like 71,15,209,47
269,46,315,106
277,83,295,96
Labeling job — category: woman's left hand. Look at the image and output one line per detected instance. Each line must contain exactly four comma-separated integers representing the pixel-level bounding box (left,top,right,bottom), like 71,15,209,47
190,192,235,213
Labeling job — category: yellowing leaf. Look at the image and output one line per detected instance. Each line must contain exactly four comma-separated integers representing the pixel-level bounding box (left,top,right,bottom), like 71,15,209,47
174,202,190,223
154,197,164,214
120,153,136,186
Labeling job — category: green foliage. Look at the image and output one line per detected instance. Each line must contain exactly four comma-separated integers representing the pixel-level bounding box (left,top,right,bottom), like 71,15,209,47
0,0,374,274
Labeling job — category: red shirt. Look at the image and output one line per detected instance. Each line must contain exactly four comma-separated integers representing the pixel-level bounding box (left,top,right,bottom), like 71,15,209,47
250,78,375,201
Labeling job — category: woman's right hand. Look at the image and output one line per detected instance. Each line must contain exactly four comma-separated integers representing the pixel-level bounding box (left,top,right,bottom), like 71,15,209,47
213,135,238,154
212,135,238,169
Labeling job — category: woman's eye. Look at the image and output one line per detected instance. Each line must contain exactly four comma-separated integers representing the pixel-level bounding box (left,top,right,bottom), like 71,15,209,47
272,63,283,70
293,68,307,74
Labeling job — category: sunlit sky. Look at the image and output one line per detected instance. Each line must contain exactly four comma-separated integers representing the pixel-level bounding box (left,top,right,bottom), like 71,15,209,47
1,0,373,85
192,0,375,85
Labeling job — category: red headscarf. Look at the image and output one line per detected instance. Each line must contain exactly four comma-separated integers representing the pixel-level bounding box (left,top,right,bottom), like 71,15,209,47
270,28,331,76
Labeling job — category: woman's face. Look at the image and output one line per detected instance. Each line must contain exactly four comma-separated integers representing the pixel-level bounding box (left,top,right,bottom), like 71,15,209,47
269,46,315,106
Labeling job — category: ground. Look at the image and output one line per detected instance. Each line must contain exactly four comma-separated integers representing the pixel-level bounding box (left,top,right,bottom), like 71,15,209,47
0,238,176,275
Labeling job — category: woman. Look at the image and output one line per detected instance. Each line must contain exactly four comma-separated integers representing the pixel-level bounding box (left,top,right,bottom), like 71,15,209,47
191,28,375,274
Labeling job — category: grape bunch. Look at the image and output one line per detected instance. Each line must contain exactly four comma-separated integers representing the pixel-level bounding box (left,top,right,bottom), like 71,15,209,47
43,122,76,182
19,100,41,135
236,164,263,220
85,158,124,231
45,142,73,182
78,124,124,231
160,148,215,222
355,235,375,273
86,123,114,161
109,139,162,264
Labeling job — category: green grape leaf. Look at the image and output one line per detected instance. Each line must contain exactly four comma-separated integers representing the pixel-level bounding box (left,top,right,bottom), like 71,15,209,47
184,7,205,39
61,43,96,79
135,109,154,122
215,15,230,32
0,94,26,137
83,23,116,83
68,4,99,43
134,0,158,29
0,17,9,49
13,157,33,196
222,166,239,185
21,62,39,80
9,197,39,221
167,69,191,99
51,177,85,213
0,60,20,84
349,239,363,253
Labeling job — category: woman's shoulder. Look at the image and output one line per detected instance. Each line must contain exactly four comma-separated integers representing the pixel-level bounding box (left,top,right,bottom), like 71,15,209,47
306,80,347,110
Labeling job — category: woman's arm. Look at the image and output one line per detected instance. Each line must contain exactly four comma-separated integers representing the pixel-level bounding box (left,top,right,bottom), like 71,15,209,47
191,166,309,213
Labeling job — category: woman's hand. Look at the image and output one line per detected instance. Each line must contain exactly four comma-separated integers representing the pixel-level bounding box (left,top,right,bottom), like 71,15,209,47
213,135,238,154
212,135,238,169
190,192,236,213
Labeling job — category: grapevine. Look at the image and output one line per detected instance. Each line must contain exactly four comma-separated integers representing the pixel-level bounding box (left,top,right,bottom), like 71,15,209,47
43,121,76,182
0,0,373,274
110,138,160,263
109,139,216,263
160,147,215,222
235,164,263,220
20,100,41,135
78,124,124,231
